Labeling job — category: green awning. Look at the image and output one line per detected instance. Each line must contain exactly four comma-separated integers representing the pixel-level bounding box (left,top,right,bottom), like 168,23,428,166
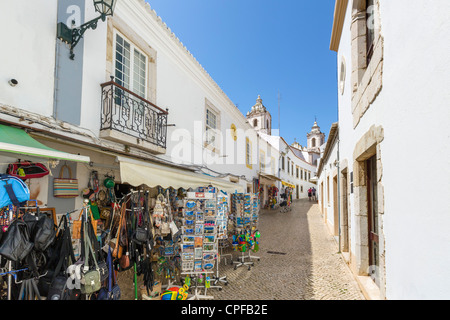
0,124,90,163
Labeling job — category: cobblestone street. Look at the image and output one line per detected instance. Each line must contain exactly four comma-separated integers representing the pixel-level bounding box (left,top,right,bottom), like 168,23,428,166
212,199,365,300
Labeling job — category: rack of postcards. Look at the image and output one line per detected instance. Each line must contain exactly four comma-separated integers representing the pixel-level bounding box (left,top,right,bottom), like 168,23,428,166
179,187,219,299
251,193,260,227
216,192,229,240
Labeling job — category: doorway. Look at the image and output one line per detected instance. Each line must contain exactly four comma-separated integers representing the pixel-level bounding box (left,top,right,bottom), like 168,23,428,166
341,170,349,253
320,182,324,214
366,155,379,286
333,176,339,236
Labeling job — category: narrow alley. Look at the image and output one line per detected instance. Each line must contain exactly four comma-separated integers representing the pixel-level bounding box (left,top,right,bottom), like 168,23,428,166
213,200,365,300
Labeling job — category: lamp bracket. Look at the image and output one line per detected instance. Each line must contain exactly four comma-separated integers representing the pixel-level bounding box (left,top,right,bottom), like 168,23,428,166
57,14,106,60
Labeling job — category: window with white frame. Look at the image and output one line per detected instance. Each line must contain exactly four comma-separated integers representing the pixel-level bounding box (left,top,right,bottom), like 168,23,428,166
246,137,252,169
271,157,275,175
205,107,219,149
260,150,266,172
115,33,147,99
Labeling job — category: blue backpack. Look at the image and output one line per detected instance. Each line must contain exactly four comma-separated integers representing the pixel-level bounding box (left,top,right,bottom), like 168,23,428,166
0,174,30,208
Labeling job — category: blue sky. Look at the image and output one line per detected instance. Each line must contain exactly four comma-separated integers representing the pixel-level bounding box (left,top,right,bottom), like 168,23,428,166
147,0,338,147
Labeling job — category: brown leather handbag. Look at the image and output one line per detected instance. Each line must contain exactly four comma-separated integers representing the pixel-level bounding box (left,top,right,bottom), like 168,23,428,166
119,209,131,270
111,204,125,259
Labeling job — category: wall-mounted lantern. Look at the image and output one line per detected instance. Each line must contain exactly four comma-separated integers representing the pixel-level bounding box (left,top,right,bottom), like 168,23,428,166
57,0,118,60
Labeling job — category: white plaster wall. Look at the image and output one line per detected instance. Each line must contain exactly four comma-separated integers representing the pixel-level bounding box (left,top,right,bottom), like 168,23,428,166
320,142,339,230
377,0,450,300
79,2,108,134
335,2,356,262
335,0,450,299
0,0,57,116
74,0,258,191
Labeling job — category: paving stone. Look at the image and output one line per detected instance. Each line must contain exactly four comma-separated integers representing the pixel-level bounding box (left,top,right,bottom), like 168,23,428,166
211,200,365,300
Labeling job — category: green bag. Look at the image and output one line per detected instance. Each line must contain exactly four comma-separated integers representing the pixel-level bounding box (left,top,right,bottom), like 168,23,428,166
90,201,100,220
80,217,101,294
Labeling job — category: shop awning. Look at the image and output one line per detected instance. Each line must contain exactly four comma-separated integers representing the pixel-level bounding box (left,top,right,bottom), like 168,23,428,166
259,173,281,182
0,124,90,163
117,156,244,194
282,181,296,189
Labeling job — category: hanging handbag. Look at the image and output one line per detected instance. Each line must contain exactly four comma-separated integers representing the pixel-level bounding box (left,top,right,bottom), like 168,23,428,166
119,204,131,270
53,165,78,198
25,211,56,252
0,174,30,208
72,208,97,240
84,215,108,282
0,219,34,262
111,204,125,259
7,161,49,181
44,215,81,300
134,191,152,244
80,217,101,294
98,247,121,300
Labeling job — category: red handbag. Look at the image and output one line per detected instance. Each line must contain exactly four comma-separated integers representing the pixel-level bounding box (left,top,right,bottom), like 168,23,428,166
7,161,49,180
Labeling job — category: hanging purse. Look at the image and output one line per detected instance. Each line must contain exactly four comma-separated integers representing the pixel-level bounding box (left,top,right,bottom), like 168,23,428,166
134,191,152,244
119,209,131,270
53,165,79,198
111,204,125,259
0,174,30,208
28,212,57,252
80,217,101,294
98,247,121,300
85,216,108,283
72,208,97,240
7,161,50,181
0,219,34,262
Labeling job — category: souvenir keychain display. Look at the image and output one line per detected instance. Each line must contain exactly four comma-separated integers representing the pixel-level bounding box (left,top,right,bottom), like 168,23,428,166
230,193,261,270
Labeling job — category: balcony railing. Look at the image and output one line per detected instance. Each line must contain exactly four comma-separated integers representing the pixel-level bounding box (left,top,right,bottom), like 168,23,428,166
100,79,168,150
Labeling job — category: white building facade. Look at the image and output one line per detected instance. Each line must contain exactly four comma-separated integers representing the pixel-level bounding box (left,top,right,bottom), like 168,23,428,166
0,0,266,215
323,0,450,300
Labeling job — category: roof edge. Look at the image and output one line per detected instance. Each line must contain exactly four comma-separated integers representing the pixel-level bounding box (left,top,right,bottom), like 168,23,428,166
330,0,348,52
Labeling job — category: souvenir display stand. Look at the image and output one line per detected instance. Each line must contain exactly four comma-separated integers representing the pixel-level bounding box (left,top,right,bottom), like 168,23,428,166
229,193,261,271
267,186,279,210
280,187,293,213
179,188,218,300
210,192,229,288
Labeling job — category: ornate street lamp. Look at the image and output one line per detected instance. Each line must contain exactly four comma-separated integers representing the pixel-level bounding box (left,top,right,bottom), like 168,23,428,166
57,0,118,60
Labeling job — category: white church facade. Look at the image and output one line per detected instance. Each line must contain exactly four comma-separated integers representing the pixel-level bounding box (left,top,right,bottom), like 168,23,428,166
246,95,319,205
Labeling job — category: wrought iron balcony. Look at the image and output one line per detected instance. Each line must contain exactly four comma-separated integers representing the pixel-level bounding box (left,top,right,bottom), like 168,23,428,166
100,79,168,152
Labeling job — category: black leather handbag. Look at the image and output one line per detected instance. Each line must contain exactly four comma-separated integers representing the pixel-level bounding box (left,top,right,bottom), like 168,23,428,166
25,212,56,252
0,220,34,262
43,216,80,300
134,191,153,245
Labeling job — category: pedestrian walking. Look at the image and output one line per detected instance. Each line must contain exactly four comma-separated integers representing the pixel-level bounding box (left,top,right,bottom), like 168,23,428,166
308,188,312,201
312,187,317,201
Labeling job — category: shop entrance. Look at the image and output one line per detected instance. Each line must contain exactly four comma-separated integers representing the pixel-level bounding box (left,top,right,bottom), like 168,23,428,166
333,176,339,236
366,155,379,286
341,170,349,253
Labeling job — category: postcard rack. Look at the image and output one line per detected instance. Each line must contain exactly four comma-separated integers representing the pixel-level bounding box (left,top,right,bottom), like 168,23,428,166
179,188,218,299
